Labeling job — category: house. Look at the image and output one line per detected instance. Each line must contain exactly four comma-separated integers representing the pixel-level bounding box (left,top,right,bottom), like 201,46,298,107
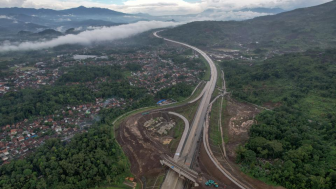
1,156,8,161
10,129,18,135
55,126,62,132
1,149,9,155
18,136,25,142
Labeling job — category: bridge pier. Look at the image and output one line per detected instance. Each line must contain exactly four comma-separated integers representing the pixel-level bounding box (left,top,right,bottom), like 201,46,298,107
160,156,200,187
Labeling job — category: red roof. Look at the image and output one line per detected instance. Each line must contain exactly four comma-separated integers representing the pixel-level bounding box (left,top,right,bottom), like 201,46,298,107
10,129,18,135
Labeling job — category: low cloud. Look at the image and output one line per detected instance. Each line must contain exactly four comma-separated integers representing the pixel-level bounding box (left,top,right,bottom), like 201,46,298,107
164,10,271,22
0,21,179,52
0,0,332,16
55,26,64,32
0,15,14,19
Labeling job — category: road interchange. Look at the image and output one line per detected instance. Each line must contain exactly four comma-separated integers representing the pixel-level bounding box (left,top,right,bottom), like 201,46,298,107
115,30,251,189
154,31,218,188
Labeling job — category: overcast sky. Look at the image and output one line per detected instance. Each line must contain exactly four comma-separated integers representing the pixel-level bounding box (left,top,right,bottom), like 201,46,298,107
0,0,332,15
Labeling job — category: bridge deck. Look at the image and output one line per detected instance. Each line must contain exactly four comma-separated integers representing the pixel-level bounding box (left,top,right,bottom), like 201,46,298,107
160,156,199,185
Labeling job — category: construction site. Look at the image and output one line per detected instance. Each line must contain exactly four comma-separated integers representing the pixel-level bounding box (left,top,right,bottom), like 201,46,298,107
115,32,286,189
115,97,282,189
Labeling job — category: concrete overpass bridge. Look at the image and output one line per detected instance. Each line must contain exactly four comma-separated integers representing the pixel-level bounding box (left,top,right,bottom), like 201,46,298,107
160,155,200,187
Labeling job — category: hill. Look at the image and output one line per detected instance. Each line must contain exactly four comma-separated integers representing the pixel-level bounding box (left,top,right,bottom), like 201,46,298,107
61,6,126,16
0,6,126,16
37,29,63,36
161,0,336,51
63,19,121,28
0,6,137,34
221,48,336,189
0,18,47,32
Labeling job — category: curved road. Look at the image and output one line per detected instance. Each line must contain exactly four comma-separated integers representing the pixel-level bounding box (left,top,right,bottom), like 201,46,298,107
154,31,218,189
154,31,217,166
168,112,190,161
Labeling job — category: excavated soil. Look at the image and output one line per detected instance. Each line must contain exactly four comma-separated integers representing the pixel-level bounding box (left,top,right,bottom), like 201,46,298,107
116,97,285,189
220,97,285,189
116,112,174,178
224,98,261,161
196,143,240,189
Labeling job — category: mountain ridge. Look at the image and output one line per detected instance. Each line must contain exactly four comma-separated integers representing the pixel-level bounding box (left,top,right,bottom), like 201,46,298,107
0,6,127,16
161,0,336,51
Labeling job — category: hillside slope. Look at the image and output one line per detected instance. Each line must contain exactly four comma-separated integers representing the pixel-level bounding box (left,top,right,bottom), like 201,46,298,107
221,48,336,189
161,0,336,51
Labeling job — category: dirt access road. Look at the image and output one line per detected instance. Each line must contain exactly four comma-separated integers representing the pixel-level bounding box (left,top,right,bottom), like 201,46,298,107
116,104,235,189
116,111,174,177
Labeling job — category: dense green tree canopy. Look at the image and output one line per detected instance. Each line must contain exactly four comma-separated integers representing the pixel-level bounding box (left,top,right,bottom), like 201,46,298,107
223,49,336,189
156,83,193,100
0,124,129,189
57,65,123,84
0,81,148,127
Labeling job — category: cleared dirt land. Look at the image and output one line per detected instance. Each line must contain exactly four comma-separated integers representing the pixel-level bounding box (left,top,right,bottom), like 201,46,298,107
215,97,285,189
116,112,174,177
116,96,285,189
116,102,231,189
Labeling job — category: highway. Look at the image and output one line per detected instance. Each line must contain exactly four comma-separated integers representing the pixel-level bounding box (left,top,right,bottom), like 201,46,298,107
203,100,249,189
168,112,190,161
160,155,199,183
154,31,218,188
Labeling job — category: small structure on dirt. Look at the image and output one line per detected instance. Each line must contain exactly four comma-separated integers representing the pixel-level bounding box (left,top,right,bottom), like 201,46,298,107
162,138,173,145
143,117,176,135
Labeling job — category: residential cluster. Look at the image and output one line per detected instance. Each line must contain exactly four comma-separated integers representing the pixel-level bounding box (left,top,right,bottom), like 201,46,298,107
129,57,202,94
0,62,62,94
0,97,125,163
0,46,204,164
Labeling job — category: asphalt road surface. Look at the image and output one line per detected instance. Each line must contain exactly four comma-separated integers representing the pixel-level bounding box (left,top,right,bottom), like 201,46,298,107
154,31,218,189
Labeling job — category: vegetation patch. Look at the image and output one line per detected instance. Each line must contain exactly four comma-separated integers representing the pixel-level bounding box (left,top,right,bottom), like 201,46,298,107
221,49,336,188
0,125,130,189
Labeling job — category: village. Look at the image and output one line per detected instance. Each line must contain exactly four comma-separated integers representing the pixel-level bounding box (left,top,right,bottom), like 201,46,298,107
0,47,203,94
0,97,126,163
0,46,204,164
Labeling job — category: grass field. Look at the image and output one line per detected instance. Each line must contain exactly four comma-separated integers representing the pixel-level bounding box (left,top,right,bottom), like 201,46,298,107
175,100,200,123
169,118,184,152
201,56,211,81
123,71,132,77
220,99,229,143
215,62,223,88
209,98,223,146
188,82,205,100
299,94,336,121
143,173,165,189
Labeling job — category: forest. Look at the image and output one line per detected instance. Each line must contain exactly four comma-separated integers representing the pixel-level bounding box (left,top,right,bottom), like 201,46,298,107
221,49,336,188
160,52,207,71
155,83,193,101
0,64,159,188
0,124,130,189
56,65,123,84
161,0,336,51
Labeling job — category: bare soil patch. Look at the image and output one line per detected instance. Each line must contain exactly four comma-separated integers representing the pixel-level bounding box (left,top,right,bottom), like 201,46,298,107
224,98,261,161
116,112,173,178
115,106,188,180
221,97,286,189
196,142,239,189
